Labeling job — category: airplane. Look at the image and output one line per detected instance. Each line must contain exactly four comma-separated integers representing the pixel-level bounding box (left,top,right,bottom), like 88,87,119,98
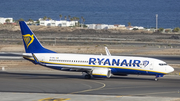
19,21,174,81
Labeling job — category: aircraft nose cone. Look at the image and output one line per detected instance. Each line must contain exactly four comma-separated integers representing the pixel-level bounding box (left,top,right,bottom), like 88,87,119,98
167,66,174,73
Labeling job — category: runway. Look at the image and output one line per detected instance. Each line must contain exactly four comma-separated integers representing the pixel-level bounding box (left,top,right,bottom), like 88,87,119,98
0,71,180,101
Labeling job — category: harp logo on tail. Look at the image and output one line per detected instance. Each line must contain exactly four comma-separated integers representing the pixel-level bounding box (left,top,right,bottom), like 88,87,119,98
22,34,34,48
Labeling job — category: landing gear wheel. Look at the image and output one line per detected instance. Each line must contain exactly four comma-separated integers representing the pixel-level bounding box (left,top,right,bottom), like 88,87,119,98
84,74,91,79
155,78,158,81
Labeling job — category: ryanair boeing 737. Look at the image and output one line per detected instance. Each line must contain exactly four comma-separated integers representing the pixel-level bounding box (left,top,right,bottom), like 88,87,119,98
19,21,174,81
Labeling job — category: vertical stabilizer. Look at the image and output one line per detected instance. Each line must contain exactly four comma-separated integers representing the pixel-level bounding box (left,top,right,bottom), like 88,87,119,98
19,21,56,53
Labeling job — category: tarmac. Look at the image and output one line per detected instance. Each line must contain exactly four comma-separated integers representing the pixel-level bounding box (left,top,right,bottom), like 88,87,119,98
0,70,180,101
1,92,179,101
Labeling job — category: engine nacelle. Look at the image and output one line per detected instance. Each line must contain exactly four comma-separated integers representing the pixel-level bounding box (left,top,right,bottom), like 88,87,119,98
92,68,111,78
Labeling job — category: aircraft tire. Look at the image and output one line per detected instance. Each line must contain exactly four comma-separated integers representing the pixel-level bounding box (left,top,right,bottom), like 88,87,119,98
84,74,91,79
155,78,158,81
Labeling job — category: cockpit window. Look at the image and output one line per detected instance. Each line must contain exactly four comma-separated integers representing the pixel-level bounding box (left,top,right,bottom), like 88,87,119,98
159,63,167,66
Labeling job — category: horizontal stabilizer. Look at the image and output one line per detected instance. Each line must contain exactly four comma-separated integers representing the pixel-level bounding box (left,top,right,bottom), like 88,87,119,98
32,53,40,64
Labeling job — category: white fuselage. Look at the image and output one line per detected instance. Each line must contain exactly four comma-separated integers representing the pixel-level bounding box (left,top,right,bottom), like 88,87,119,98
24,53,174,75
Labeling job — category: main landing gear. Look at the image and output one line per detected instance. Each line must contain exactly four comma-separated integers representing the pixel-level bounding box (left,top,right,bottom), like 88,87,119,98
82,71,92,79
84,74,92,79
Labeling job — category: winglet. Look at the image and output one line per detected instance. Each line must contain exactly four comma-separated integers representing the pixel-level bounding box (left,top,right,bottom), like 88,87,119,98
105,47,111,56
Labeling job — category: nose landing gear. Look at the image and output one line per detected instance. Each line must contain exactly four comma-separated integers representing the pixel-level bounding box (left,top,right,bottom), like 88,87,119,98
155,77,158,81
155,74,164,81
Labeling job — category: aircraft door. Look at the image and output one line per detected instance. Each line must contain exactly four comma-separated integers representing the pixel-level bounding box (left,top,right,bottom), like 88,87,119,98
149,63,153,70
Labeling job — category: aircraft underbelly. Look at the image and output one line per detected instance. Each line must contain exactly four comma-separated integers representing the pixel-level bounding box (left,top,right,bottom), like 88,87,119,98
111,68,164,75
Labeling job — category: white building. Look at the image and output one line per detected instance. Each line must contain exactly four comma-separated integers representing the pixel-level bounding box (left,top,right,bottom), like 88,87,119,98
88,24,96,29
88,24,126,30
108,25,126,29
118,25,125,28
127,26,144,30
88,24,109,29
39,19,78,27
40,20,52,26
96,24,108,29
0,17,13,24
108,25,115,29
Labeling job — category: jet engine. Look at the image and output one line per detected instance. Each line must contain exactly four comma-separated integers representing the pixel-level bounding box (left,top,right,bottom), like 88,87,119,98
92,68,111,78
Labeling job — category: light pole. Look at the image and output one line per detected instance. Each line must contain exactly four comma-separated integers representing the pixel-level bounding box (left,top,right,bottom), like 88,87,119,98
156,14,158,30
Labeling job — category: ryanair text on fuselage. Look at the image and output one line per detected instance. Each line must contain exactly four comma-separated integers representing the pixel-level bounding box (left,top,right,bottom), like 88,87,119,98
89,58,149,67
